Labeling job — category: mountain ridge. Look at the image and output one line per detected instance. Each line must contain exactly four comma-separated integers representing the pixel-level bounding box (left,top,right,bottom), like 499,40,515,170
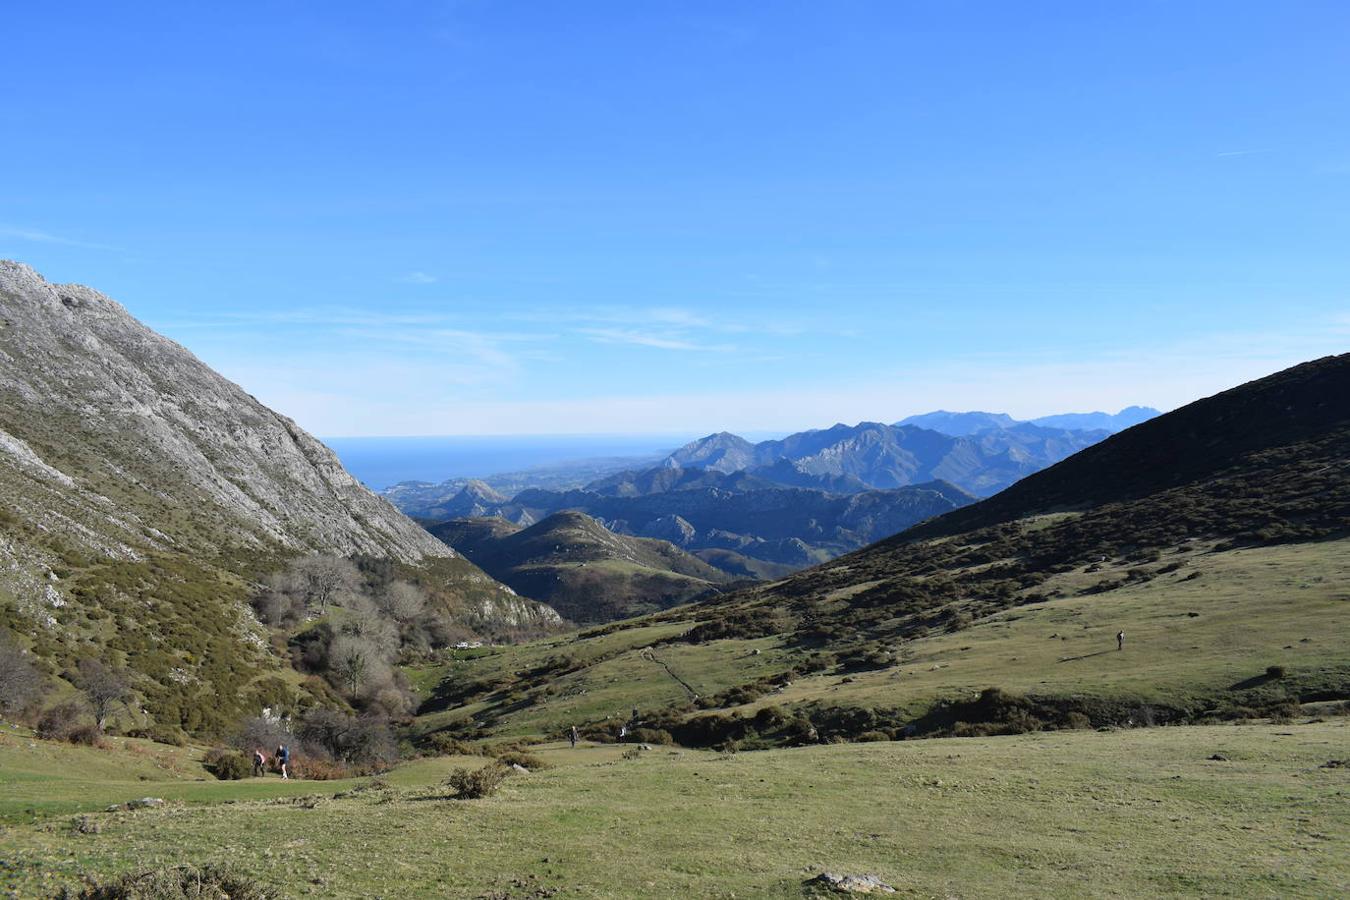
0,261,558,731
428,510,736,623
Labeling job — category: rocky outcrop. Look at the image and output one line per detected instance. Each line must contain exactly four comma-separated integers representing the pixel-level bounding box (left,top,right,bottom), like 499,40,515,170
0,261,451,565
0,261,555,640
638,514,696,546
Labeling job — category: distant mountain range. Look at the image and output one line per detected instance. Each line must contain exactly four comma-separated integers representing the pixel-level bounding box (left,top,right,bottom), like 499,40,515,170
698,354,1349,652
462,356,1349,750
413,478,973,588
896,406,1158,436
660,417,1135,497
391,407,1160,588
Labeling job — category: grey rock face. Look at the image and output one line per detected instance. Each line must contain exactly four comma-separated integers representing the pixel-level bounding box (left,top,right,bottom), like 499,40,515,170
638,514,696,546
0,260,451,564
0,262,559,634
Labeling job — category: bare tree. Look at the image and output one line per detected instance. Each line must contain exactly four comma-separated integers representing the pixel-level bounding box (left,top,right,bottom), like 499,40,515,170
327,635,380,697
291,555,360,614
75,658,131,731
0,632,46,718
378,581,425,625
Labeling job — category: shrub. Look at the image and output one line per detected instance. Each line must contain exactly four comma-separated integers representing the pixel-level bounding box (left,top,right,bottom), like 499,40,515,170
296,709,396,765
127,725,189,747
1063,711,1093,730
62,863,269,899
1266,665,1288,680
37,701,90,742
203,748,252,780
629,727,674,746
445,763,510,799
426,733,480,757
855,730,892,743
294,757,364,780
496,750,549,771
66,723,103,746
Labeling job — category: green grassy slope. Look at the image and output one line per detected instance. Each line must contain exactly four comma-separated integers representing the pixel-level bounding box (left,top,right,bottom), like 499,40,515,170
411,356,1350,746
3,721,1345,897
429,510,736,624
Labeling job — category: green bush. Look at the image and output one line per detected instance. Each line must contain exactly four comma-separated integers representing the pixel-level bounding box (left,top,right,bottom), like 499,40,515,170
127,725,189,747
1266,665,1288,680
1063,711,1093,730
495,750,549,771
203,748,252,781
445,763,511,799
629,727,674,745
855,730,892,742
425,733,480,757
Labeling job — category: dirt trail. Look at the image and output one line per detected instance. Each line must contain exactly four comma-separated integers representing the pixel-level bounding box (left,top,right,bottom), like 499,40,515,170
639,648,699,699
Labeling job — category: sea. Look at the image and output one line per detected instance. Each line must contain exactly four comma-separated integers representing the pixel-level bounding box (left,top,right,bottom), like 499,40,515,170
320,434,699,491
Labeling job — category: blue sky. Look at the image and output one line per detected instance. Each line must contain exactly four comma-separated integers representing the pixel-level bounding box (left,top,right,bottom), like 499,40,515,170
3,1,1347,436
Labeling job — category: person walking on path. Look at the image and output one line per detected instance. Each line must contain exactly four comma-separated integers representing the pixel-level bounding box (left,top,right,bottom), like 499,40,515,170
276,743,291,779
569,725,579,749
252,747,266,778
1117,630,1125,651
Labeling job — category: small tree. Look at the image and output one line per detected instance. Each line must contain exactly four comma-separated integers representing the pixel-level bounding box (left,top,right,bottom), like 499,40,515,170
379,581,425,625
0,632,46,718
291,555,360,614
75,658,131,731
327,635,377,697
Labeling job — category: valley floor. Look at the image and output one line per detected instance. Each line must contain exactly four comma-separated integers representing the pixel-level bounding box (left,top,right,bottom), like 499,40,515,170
2,720,1347,898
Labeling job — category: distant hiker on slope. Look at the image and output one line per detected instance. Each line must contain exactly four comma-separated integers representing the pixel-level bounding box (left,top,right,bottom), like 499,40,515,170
1117,630,1125,651
276,743,291,779
252,747,266,778
569,725,579,749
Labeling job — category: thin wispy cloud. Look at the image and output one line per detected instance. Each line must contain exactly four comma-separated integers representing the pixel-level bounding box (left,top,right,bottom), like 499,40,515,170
1214,149,1272,158
396,271,438,284
578,327,735,352
0,224,120,251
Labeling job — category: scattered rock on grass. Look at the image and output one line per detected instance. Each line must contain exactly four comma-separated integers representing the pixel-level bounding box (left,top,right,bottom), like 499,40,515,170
1208,754,1229,762
105,797,165,812
806,872,897,894
71,815,101,835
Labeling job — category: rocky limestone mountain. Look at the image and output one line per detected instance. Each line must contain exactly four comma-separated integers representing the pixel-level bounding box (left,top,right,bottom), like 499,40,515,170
0,261,454,567
1028,405,1160,432
895,410,1019,435
0,261,558,728
898,407,1160,436
664,420,1109,496
426,480,537,525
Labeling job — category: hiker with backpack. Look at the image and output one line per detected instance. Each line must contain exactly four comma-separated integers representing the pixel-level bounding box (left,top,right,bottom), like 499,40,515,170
276,743,291,779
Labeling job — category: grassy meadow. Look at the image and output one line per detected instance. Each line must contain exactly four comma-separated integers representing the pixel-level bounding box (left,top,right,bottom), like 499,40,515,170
404,540,1350,745
1,719,1346,897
